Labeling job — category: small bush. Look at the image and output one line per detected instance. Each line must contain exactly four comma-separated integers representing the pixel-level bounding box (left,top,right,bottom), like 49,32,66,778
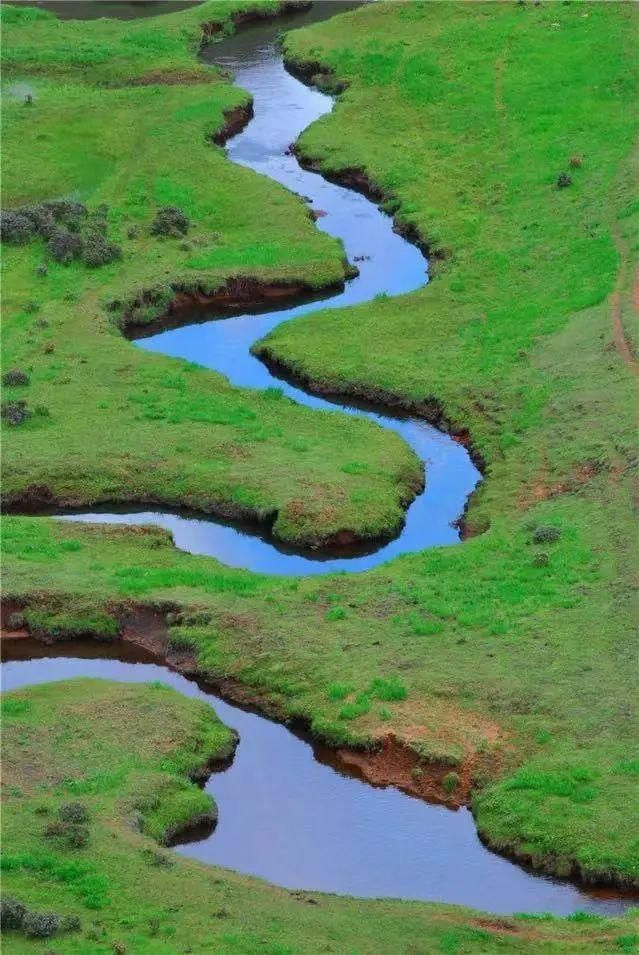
47,228,82,264
7,611,25,630
61,914,81,932
532,525,562,544
22,911,61,939
533,551,549,567
127,225,139,240
59,801,89,824
2,368,30,386
2,399,31,425
44,819,89,848
44,199,87,232
35,263,48,277
569,154,583,168
556,173,572,189
0,897,26,930
326,606,346,622
82,231,121,267
442,771,460,794
0,210,36,244
151,205,190,238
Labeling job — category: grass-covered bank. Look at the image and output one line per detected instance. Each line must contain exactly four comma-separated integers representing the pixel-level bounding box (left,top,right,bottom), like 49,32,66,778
2,0,639,922
1,1,422,548
3,679,638,954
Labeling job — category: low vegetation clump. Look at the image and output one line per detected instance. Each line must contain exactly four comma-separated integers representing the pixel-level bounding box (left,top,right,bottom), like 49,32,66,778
43,802,91,850
2,367,30,386
150,205,190,238
0,896,81,941
2,398,31,425
531,525,562,545
1,198,122,267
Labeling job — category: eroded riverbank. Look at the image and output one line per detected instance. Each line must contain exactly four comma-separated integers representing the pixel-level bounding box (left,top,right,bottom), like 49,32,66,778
3,637,636,917
54,0,481,573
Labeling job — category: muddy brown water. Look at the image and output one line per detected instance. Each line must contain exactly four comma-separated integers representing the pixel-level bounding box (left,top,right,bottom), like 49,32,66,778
6,1,637,918
2,640,637,917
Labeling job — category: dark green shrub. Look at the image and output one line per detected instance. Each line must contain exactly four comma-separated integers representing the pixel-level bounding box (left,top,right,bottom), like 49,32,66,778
151,205,189,238
127,225,139,240
82,231,121,267
59,801,89,824
22,911,61,938
44,199,87,232
0,210,36,244
44,819,89,848
61,914,81,932
47,228,82,264
2,399,31,425
0,897,26,930
35,263,48,277
2,368,30,386
556,173,572,189
532,525,562,544
533,551,549,567
7,612,25,629
23,203,56,238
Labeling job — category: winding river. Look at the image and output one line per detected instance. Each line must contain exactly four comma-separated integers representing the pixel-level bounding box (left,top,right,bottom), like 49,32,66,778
4,1,636,919
59,0,481,575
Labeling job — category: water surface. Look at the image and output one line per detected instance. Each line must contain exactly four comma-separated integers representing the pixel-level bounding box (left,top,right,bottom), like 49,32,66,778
3,642,634,917
60,1,481,575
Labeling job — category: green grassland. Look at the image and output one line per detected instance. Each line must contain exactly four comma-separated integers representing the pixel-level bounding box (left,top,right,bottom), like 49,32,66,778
1,1,421,548
2,0,639,946
3,679,638,955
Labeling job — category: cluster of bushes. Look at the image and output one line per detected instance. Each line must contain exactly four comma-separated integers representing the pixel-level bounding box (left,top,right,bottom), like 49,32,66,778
0,897,80,939
2,399,49,427
0,199,121,268
150,205,189,238
43,801,90,849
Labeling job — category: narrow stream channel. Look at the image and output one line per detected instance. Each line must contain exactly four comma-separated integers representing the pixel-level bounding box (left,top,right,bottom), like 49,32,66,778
2,640,635,917
58,1,482,575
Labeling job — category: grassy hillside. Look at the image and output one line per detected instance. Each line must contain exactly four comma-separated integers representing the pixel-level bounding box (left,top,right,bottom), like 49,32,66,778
2,679,637,954
1,1,421,548
2,0,639,926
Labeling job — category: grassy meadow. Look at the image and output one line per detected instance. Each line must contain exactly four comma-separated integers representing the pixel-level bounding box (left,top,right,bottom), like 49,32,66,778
3,679,638,954
1,1,421,548
2,0,639,951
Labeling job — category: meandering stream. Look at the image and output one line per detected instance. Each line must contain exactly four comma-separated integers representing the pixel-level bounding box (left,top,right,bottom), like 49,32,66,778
5,1,637,919
59,1,481,575
2,640,634,917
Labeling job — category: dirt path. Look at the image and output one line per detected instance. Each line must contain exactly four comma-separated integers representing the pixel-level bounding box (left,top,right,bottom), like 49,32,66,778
611,227,639,377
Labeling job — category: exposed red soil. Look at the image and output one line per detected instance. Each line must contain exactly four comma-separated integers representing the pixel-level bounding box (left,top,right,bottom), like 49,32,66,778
212,102,254,146
611,227,639,377
336,734,472,808
3,601,639,892
520,460,601,509
129,69,213,87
